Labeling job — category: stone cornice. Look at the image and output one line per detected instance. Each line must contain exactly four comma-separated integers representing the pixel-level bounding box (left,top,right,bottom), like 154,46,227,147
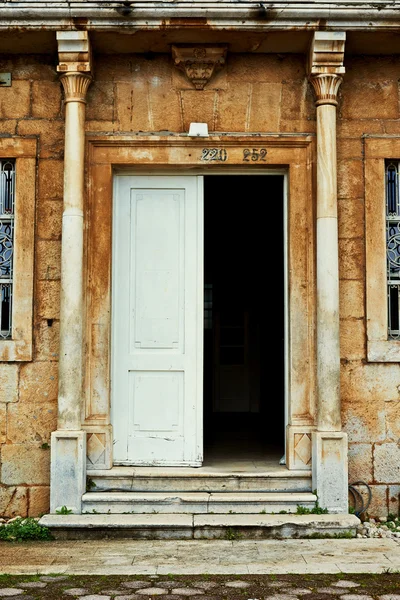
0,3,400,31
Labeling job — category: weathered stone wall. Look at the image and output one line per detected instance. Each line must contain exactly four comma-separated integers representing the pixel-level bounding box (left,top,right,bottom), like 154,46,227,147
0,51,398,517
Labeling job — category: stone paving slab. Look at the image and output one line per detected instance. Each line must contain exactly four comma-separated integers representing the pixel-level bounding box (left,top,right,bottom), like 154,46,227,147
0,539,400,575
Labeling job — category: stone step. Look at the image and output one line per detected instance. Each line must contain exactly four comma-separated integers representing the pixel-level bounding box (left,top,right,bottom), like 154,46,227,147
82,491,317,514
39,513,361,540
86,467,312,493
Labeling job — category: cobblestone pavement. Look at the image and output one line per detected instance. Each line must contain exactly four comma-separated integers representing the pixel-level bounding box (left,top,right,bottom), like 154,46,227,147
0,573,398,600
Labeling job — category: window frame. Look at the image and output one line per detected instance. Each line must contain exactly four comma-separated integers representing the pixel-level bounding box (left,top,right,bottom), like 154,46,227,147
0,138,36,361
365,136,400,362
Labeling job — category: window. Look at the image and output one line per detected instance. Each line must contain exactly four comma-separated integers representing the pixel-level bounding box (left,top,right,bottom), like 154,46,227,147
386,161,400,340
0,160,15,340
0,138,36,361
365,137,400,362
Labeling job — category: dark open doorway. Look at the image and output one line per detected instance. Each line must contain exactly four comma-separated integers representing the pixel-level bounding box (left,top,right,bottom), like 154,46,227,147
203,174,285,464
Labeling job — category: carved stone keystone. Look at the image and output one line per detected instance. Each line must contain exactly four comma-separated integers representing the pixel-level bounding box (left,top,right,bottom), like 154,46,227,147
172,45,227,90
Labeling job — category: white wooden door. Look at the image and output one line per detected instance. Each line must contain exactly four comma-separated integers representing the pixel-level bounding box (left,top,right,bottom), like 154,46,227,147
112,175,204,465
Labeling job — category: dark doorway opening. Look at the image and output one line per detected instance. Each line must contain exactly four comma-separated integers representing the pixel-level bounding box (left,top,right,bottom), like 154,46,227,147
203,174,285,465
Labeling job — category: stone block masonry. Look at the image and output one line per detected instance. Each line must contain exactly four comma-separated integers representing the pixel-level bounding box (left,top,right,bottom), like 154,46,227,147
0,50,399,517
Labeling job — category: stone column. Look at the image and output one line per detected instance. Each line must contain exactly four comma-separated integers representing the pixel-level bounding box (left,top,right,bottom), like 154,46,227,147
50,31,92,514
308,32,349,513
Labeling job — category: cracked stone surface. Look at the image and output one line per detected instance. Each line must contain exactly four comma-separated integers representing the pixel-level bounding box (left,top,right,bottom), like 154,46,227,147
224,581,251,588
63,589,90,596
121,582,152,589
0,592,25,598
171,589,205,595
136,588,168,595
333,582,361,588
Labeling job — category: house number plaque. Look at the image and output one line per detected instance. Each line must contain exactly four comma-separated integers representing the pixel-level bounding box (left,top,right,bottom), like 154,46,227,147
243,148,267,162
201,148,228,161
200,148,268,162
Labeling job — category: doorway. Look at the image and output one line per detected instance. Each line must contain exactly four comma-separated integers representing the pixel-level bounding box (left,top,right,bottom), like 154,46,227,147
203,175,285,465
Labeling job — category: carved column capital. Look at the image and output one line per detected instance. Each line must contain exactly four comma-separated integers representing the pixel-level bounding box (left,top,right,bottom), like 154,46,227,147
172,44,227,90
308,32,346,107
59,72,92,104
309,73,343,107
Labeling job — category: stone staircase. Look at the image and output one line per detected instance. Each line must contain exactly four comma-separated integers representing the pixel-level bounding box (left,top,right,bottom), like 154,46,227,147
82,466,316,515
39,466,361,539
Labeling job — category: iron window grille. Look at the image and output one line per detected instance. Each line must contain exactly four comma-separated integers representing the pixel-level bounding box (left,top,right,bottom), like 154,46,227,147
386,160,400,340
0,159,15,339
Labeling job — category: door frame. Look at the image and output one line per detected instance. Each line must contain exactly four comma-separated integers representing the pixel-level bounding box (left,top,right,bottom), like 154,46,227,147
83,135,316,472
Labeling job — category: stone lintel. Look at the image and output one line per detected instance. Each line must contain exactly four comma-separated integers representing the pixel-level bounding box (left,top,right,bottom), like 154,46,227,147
172,44,227,90
56,30,92,74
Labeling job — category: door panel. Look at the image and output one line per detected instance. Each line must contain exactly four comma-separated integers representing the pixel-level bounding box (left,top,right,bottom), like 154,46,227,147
112,175,203,465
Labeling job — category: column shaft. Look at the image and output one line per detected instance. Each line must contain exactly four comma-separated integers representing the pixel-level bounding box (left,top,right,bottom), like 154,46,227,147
58,92,87,431
316,104,341,432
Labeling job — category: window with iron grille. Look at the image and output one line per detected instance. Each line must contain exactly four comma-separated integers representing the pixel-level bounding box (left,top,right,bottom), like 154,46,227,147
386,160,400,340
0,159,15,340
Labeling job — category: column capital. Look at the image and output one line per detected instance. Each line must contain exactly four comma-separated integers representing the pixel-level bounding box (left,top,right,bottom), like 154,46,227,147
59,72,92,104
308,32,346,106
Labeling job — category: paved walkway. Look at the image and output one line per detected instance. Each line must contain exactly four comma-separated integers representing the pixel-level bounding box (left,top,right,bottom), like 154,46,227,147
0,538,400,575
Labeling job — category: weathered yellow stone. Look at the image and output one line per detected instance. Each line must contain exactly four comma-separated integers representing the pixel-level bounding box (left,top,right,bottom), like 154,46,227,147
341,361,400,403
338,198,364,239
37,200,62,240
341,80,399,120
337,119,384,139
248,83,281,132
339,238,365,281
0,404,5,444
228,54,305,83
280,80,314,121
339,280,364,320
385,401,400,441
28,486,50,517
19,362,58,404
0,486,28,518
36,240,61,281
36,281,61,320
150,85,183,132
0,364,19,403
340,319,365,361
38,160,64,199
32,81,62,119
1,445,50,486
348,443,373,484
17,120,64,159
337,159,364,198
216,83,251,131
115,81,150,131
0,119,17,134
342,397,386,443
34,320,59,362
7,401,57,445
86,81,115,121
0,80,30,118
181,90,216,132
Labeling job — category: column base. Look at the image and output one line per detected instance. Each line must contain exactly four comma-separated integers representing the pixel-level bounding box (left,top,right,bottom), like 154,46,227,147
50,430,86,514
286,425,316,470
312,431,349,513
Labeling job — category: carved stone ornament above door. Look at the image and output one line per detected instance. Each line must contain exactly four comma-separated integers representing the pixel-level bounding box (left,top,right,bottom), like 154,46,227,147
172,44,228,90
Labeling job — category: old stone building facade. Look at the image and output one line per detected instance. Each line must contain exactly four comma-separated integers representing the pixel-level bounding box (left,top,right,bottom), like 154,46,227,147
0,2,399,528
